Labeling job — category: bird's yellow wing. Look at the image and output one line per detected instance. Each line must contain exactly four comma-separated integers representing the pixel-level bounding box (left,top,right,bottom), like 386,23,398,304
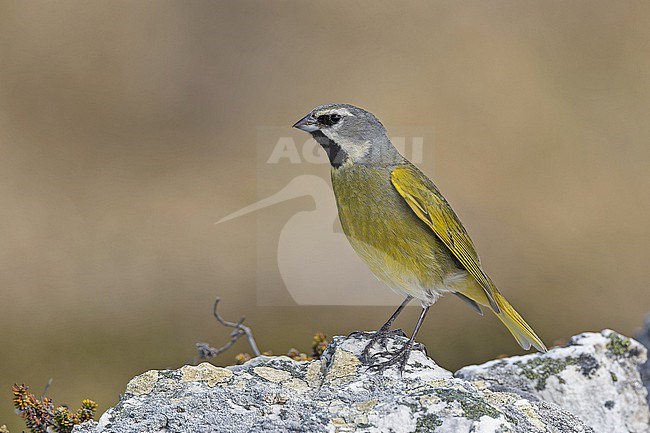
391,165,500,312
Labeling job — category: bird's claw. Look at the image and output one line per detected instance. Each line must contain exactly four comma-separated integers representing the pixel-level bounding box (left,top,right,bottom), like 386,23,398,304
356,328,407,363
367,344,412,373
347,330,375,339
413,342,427,356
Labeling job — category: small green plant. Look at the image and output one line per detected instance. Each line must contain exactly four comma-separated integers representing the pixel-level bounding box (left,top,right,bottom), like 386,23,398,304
12,383,97,433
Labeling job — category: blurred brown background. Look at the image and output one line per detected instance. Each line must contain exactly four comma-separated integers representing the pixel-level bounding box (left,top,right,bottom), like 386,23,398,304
2,1,650,429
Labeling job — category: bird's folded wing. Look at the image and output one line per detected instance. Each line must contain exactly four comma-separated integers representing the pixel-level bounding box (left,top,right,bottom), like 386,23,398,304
390,165,500,313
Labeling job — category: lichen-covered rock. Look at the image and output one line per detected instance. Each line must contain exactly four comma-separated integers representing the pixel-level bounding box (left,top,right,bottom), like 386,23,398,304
636,314,650,406
73,333,597,433
456,329,650,433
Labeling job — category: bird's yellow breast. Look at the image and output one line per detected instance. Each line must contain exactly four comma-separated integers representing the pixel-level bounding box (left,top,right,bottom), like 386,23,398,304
331,164,464,302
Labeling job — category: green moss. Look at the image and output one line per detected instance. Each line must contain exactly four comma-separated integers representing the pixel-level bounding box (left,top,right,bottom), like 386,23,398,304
415,414,443,432
610,372,618,382
606,334,631,356
514,358,578,391
434,389,501,421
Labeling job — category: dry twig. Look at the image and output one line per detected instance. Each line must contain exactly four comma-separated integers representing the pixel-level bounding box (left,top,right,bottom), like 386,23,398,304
197,297,261,359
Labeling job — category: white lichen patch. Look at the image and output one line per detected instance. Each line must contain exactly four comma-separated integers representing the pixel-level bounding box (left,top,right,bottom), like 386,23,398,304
253,366,292,383
366,405,416,433
95,407,114,430
126,369,159,396
472,416,510,433
354,414,369,424
457,330,650,433
180,362,233,386
403,352,453,381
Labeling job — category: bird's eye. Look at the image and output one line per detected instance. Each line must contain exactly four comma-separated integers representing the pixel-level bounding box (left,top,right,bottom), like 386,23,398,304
317,113,342,126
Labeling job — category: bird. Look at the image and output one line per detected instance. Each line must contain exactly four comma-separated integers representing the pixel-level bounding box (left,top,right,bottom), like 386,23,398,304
292,103,547,370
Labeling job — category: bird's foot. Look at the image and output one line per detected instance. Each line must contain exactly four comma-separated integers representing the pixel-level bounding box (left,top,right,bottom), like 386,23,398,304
413,341,427,356
367,341,414,374
348,327,405,340
354,328,407,364
347,330,375,339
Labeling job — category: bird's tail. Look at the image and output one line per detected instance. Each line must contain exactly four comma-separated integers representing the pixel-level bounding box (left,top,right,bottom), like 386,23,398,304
494,291,547,352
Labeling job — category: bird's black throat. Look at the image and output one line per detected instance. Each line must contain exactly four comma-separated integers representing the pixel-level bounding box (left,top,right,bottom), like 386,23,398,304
311,131,347,168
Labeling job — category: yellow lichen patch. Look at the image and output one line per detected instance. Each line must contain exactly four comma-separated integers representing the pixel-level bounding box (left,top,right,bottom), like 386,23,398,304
253,366,292,383
515,400,545,430
285,378,310,392
126,370,159,396
330,418,356,433
355,399,378,412
330,417,347,426
180,363,233,387
470,380,489,390
306,360,324,389
483,389,518,406
325,349,360,382
419,395,441,406
427,378,452,388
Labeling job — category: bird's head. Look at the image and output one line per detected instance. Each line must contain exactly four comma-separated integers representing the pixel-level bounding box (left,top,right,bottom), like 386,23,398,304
293,104,400,168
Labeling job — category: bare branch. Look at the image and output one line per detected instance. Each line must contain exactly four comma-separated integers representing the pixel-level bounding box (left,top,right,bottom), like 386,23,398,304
40,378,53,400
196,297,261,360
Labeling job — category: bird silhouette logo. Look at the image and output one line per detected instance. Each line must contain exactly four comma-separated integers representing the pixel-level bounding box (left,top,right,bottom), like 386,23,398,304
217,129,431,306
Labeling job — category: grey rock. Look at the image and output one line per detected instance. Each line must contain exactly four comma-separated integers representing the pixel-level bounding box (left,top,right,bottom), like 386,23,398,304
457,329,650,433
73,331,648,433
636,314,650,406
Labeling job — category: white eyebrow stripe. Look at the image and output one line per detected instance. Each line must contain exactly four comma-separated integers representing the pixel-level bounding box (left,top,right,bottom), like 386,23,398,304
317,108,355,117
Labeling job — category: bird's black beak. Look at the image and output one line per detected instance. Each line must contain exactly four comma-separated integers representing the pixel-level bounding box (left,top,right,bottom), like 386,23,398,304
292,113,319,132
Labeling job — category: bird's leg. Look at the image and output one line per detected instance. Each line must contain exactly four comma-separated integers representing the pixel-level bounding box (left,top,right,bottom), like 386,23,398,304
354,296,413,363
378,295,414,333
369,306,429,373
348,296,412,338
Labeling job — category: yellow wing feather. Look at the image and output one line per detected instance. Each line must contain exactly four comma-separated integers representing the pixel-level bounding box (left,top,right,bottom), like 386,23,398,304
390,164,547,352
390,165,500,312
